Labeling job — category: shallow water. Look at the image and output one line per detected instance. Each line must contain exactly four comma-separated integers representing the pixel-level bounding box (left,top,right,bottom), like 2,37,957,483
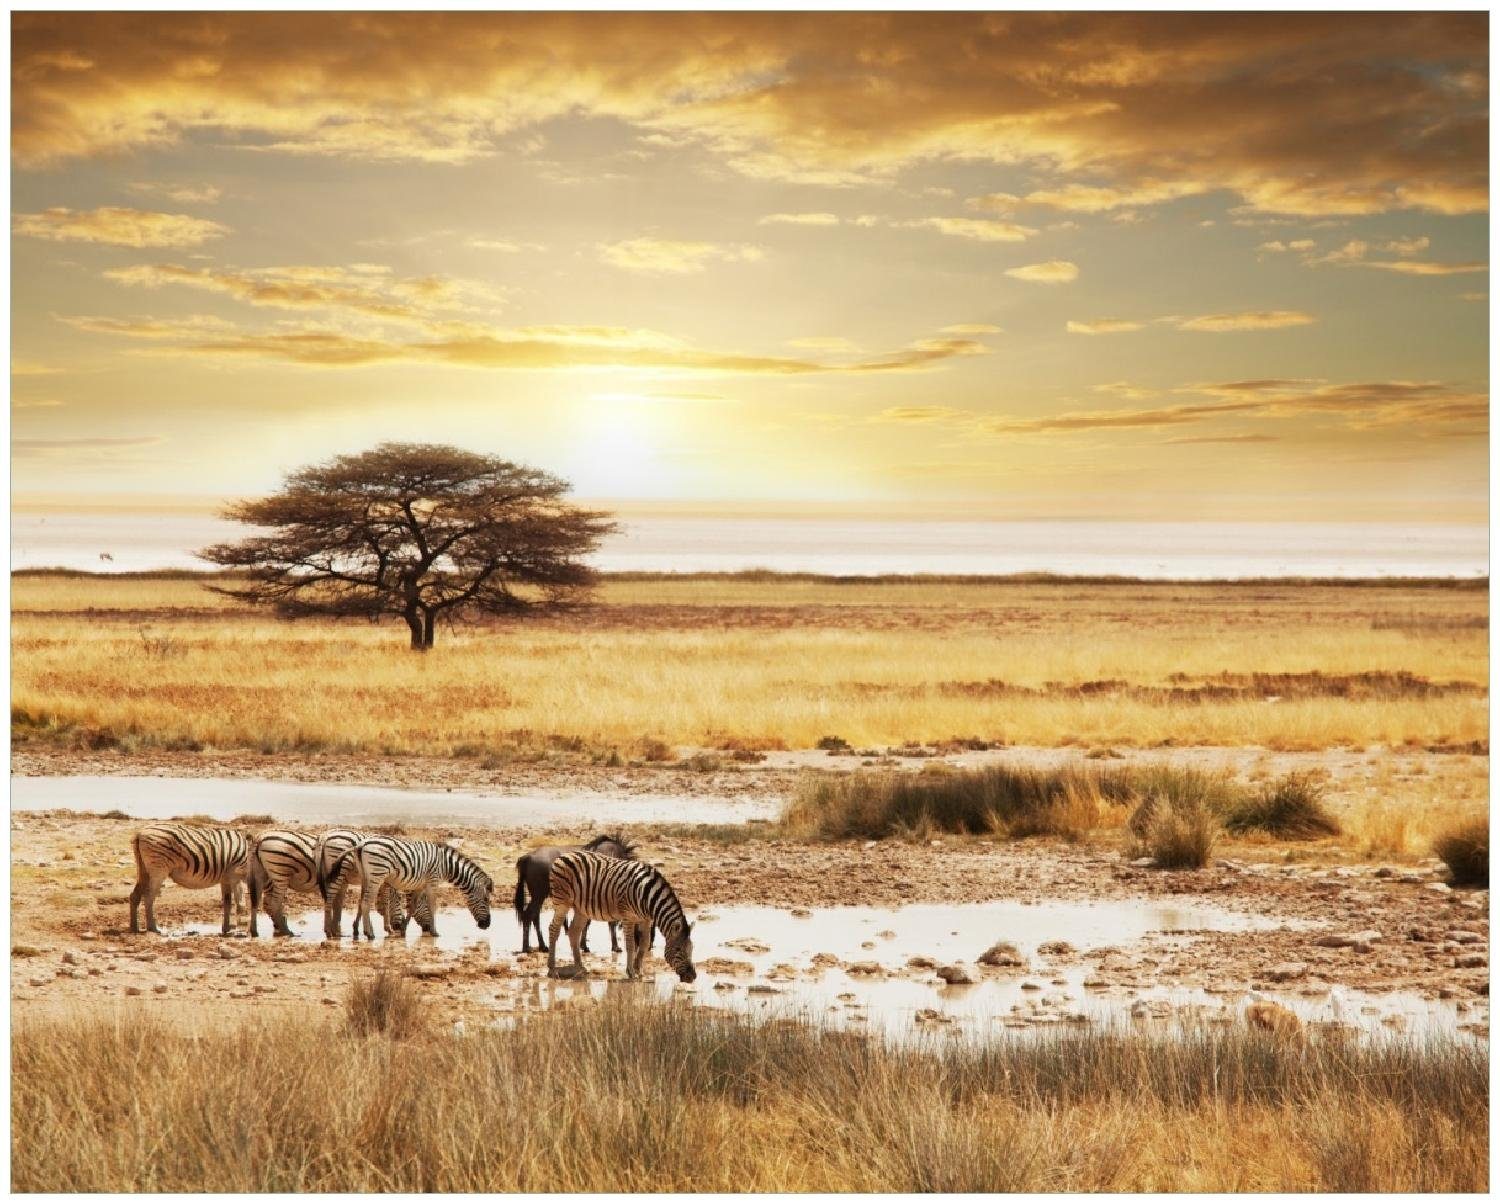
9,774,778,827
203,899,1485,1044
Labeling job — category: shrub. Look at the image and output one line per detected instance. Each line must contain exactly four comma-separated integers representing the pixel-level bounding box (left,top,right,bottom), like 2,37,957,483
1130,798,1219,869
1224,772,1341,839
345,969,427,1039
1433,815,1488,887
233,813,275,826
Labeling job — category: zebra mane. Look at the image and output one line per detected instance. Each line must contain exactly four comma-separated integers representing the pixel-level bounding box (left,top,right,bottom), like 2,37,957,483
641,862,688,934
437,841,491,885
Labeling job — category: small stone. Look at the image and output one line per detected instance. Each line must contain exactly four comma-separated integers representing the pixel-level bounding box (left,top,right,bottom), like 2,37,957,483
1425,882,1453,894
1455,953,1487,969
935,963,975,985
1037,940,1075,956
906,955,937,970
847,961,885,977
977,941,1026,969
124,985,142,996
151,982,168,995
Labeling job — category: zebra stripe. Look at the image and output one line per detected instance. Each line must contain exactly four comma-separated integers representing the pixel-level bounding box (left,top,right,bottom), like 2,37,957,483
547,851,696,982
334,837,494,941
252,829,428,938
129,823,250,935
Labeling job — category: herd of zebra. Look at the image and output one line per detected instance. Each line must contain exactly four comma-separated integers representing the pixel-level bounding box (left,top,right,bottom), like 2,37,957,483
127,822,697,982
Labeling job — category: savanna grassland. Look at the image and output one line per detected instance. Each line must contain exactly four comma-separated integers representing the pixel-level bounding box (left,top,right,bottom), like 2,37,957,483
11,571,1488,756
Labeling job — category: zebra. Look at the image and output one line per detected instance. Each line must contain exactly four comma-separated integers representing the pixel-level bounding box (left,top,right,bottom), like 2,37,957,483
546,850,696,982
513,833,643,954
129,823,250,935
311,829,432,939
330,836,494,942
250,829,429,938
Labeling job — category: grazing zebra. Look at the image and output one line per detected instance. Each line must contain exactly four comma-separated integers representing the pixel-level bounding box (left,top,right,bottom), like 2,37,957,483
513,833,643,954
129,823,250,935
312,829,432,939
331,836,494,942
546,850,695,982
251,829,428,938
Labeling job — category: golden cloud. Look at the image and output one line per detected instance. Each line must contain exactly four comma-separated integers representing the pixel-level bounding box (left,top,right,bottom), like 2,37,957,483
127,182,222,205
599,237,765,274
896,217,1034,242
759,212,840,226
1175,310,1316,332
66,312,988,377
1363,260,1488,276
13,206,228,247
11,13,1486,216
1067,318,1145,334
103,262,498,322
874,405,965,423
941,324,1002,334
1005,260,1079,284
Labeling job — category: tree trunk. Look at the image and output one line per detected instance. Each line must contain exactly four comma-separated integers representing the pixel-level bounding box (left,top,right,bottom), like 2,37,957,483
422,610,436,649
405,608,426,651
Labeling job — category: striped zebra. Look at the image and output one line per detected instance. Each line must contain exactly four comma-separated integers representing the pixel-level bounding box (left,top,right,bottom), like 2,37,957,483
547,850,696,982
312,829,433,939
129,823,250,935
250,829,429,938
330,836,494,941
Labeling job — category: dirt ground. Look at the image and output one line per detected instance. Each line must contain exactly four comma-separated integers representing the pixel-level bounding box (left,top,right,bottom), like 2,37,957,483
11,746,1489,1033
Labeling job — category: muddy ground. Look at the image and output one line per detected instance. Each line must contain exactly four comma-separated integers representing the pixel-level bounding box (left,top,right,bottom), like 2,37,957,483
10,746,1489,1036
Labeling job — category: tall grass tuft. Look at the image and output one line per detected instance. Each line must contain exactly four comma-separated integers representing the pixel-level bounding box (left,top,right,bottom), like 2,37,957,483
784,762,1229,843
1433,814,1488,887
1130,798,1219,868
1224,772,1341,839
345,968,428,1039
11,1002,1487,1192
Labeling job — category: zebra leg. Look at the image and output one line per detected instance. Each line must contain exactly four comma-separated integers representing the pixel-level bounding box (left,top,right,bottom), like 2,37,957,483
634,922,651,976
623,921,638,980
269,881,294,937
524,899,547,953
580,913,591,954
220,882,234,936
610,920,622,954
129,874,147,933
143,875,165,934
567,913,590,978
419,887,437,936
546,910,566,977
354,869,378,942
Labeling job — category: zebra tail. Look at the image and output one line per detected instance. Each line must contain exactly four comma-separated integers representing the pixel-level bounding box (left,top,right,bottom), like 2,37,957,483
320,846,355,904
247,842,263,915
513,856,530,921
130,830,145,879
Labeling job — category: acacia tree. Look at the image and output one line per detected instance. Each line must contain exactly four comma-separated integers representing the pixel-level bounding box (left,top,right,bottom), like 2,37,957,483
199,443,616,650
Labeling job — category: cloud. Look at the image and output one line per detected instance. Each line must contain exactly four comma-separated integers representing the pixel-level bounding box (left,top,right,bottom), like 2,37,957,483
1005,260,1079,284
13,435,161,457
103,262,500,322
11,360,65,376
1162,433,1280,445
941,324,1002,334
786,336,860,352
895,216,1034,242
1067,318,1145,334
599,237,765,274
465,237,542,252
12,13,1485,215
1461,292,1486,302
758,212,840,226
13,206,228,247
1380,235,1430,256
127,182,222,205
13,398,65,408
1175,309,1315,332
1363,260,1488,276
874,405,965,423
66,312,989,377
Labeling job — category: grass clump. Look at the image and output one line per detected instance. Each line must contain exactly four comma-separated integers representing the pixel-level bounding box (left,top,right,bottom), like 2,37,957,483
782,763,1227,842
1433,815,1488,886
1224,772,1341,839
1130,798,1219,868
344,969,428,1040
11,1002,1487,1192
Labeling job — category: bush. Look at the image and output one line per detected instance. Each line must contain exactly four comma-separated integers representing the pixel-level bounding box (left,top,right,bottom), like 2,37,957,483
1433,816,1488,887
345,969,427,1039
1224,773,1341,839
1131,798,1219,869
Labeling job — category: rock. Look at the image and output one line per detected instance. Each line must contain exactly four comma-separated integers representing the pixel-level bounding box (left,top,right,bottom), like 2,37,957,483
1246,1000,1302,1035
1020,981,1042,992
1455,953,1487,969
935,963,975,985
789,907,812,918
725,937,770,955
977,941,1026,969
701,957,755,976
1314,930,1382,949
1037,940,1075,956
151,982,168,995
60,951,79,966
1425,882,1453,894
124,985,142,996
906,955,937,970
847,961,885,977
1446,930,1484,944
1129,857,1155,868
746,983,782,995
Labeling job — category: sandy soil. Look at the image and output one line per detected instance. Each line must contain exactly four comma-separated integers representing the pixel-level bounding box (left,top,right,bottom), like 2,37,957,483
11,747,1488,1032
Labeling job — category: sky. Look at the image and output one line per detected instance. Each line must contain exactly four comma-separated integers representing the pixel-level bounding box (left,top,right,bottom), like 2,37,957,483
9,11,1490,521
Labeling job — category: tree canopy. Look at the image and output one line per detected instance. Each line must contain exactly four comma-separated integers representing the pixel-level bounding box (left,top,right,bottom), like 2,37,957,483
198,442,616,649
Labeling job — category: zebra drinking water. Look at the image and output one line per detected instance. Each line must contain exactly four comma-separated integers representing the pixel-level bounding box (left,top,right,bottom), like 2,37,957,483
251,829,429,938
330,836,493,941
546,850,695,982
513,833,641,954
129,823,250,935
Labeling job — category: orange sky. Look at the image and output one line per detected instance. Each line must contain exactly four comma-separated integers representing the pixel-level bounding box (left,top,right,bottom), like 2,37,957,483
10,11,1489,520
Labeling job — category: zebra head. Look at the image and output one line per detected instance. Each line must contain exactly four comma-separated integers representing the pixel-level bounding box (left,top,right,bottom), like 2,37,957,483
663,920,696,983
466,869,494,930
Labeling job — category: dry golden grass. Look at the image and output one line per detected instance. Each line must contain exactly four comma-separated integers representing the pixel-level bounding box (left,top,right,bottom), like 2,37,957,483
12,997,1486,1192
11,572,1487,754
